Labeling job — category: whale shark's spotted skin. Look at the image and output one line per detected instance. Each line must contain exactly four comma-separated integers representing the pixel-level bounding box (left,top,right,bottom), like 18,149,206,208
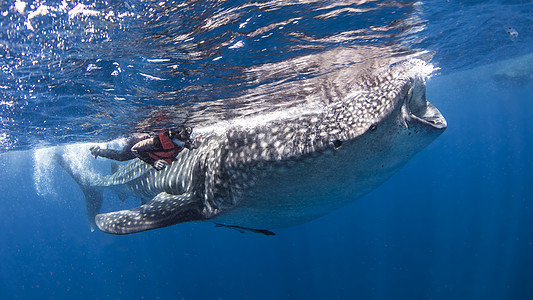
57,59,446,235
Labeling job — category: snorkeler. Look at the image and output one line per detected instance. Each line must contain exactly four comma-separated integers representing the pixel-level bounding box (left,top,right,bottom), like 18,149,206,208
89,126,201,170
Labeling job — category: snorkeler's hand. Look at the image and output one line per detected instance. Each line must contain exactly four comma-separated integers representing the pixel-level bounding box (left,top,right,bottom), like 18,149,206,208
89,145,100,159
153,160,169,170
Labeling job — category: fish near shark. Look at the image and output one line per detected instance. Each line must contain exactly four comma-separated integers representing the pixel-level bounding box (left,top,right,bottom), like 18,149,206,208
56,56,446,235
214,223,276,236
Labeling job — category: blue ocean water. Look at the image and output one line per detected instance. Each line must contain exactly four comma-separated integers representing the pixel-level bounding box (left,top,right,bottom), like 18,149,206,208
0,0,532,299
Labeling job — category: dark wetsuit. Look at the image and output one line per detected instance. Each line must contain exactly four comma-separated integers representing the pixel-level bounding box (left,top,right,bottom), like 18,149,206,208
94,132,187,167
94,133,149,161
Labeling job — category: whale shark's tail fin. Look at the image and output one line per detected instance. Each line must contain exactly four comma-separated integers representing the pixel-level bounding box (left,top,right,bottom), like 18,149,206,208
54,153,103,232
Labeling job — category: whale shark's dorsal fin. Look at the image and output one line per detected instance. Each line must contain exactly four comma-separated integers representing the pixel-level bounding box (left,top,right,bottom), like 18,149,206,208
110,162,120,175
110,162,129,202
116,193,128,203
95,192,205,235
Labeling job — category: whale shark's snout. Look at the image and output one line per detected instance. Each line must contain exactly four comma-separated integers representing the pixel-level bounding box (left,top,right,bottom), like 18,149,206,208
404,77,447,132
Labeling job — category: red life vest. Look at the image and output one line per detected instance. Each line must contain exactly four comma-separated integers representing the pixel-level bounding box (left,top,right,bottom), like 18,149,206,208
147,131,184,165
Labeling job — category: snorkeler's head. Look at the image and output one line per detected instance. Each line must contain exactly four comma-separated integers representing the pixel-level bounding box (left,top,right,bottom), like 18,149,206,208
169,126,193,142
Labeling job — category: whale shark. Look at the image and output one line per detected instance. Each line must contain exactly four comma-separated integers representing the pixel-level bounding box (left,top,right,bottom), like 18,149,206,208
56,57,446,235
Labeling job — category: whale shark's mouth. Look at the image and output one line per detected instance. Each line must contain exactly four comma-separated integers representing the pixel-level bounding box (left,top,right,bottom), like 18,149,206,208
405,78,447,130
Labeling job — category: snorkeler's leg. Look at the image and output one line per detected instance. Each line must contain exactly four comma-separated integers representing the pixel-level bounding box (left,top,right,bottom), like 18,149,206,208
94,148,136,161
90,135,149,161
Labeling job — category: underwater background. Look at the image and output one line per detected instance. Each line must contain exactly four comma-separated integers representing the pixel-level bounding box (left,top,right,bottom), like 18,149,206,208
0,0,532,299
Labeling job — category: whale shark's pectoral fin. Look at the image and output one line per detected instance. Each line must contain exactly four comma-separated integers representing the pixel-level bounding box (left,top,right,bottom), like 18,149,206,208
95,192,204,235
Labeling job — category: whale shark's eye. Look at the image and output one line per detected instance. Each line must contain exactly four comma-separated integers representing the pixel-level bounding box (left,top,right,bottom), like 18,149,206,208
369,124,377,131
332,140,343,148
